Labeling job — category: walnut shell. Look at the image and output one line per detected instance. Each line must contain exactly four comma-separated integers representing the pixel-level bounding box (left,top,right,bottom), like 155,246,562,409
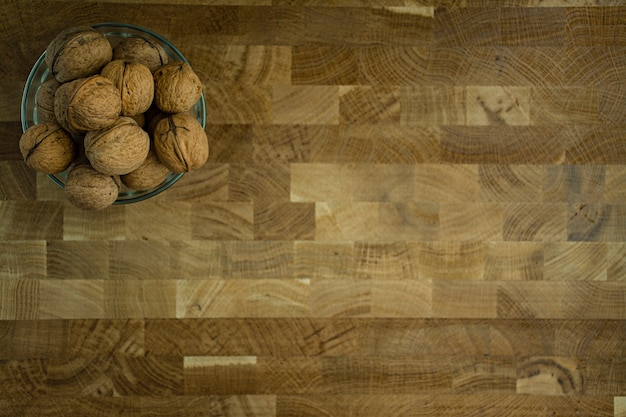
112,36,169,72
54,75,121,134
65,163,120,210
153,62,203,113
121,149,170,190
84,116,150,175
101,60,154,116
35,78,60,124
19,122,76,174
153,112,208,173
46,26,113,83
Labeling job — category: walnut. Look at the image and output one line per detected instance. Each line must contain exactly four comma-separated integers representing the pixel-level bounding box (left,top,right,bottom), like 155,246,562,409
54,75,121,134
84,116,150,175
113,36,169,72
64,163,120,210
101,60,154,116
121,149,170,190
36,78,60,124
153,62,203,113
46,26,112,83
153,112,208,173
19,122,76,174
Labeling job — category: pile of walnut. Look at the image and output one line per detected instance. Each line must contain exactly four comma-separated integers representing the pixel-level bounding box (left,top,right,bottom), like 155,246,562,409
19,26,208,210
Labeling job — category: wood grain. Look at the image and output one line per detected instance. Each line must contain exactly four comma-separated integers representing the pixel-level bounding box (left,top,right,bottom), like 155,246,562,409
2,2,626,416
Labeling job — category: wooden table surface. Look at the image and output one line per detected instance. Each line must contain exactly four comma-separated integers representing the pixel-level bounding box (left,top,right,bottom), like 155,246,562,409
1,1,626,416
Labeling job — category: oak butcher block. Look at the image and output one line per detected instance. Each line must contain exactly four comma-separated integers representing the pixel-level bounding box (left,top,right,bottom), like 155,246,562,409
1,1,626,416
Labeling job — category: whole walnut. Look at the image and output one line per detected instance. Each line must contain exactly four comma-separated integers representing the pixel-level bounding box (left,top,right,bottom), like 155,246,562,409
36,79,60,124
153,62,203,113
84,116,150,175
65,163,120,210
101,60,154,116
19,122,76,174
46,26,112,83
54,75,121,134
153,112,208,173
112,36,169,72
121,149,170,190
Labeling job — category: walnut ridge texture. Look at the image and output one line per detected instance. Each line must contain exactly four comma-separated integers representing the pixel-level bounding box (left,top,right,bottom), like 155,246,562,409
153,62,203,113
113,36,169,72
45,26,113,83
101,60,154,116
153,112,208,173
121,149,170,190
84,116,150,175
35,78,60,124
64,163,121,210
19,122,76,174
54,75,122,134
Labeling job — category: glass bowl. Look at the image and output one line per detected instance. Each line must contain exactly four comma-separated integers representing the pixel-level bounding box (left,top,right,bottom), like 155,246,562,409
20,22,206,204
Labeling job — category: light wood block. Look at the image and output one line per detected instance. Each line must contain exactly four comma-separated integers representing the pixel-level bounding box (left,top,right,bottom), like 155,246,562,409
0,240,46,279
274,86,339,125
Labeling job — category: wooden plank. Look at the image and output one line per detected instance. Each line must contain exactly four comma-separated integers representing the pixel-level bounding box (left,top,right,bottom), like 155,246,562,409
0,161,36,201
46,241,109,280
497,46,565,86
191,202,254,240
164,163,229,203
126,201,193,241
565,7,626,47
0,397,140,417
0,280,39,320
292,45,358,85
62,204,126,241
303,7,434,46
544,242,607,281
109,241,172,280
277,394,614,417
440,126,566,164
542,165,605,202
190,45,291,85
39,280,105,320
360,47,430,86
253,202,315,240
434,7,499,47
500,7,566,46
316,202,439,241
484,242,544,281
0,201,63,240
274,86,339,125
530,87,600,125
465,86,530,126
339,86,401,124
139,396,276,417
229,163,291,202
418,241,486,280
145,318,360,357
0,240,46,279
503,203,568,242
204,83,272,124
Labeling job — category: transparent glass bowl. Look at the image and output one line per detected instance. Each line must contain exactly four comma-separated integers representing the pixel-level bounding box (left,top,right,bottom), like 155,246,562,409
21,22,206,204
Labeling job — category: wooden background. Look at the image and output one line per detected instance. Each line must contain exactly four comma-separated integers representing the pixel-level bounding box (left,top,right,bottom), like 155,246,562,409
1,0,626,416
